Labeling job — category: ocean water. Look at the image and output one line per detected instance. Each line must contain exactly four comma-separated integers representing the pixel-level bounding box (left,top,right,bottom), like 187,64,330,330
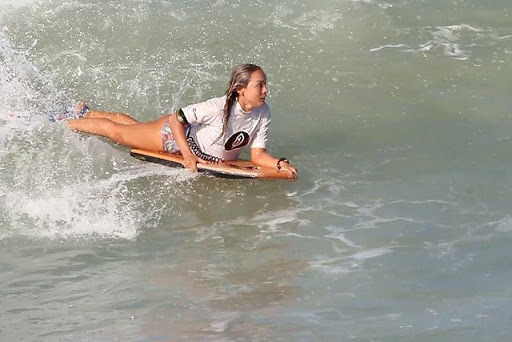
1,0,512,341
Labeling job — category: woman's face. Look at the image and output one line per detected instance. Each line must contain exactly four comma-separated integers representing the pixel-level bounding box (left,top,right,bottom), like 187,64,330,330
237,69,268,111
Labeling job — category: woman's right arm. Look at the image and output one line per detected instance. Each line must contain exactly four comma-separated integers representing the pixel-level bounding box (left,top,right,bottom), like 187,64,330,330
169,112,204,172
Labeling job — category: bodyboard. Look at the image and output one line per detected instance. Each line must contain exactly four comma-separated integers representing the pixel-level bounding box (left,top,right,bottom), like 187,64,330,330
130,149,291,180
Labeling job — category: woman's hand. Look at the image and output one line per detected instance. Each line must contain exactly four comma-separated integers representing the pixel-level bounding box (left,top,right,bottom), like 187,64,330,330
182,153,208,172
278,160,298,181
250,148,299,181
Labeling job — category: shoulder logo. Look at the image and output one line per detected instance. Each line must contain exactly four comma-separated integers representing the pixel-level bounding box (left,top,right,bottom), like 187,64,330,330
225,131,250,150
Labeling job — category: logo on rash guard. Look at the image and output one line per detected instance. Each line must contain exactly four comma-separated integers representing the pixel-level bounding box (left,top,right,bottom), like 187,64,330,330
225,131,250,150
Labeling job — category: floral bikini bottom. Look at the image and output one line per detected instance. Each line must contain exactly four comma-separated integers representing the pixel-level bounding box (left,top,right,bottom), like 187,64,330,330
161,120,183,153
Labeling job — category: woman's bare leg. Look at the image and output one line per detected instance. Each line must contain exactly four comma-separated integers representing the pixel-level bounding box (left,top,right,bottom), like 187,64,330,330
68,115,170,152
84,110,140,125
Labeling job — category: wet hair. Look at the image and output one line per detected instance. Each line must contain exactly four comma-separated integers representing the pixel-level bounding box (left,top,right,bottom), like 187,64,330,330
215,63,263,143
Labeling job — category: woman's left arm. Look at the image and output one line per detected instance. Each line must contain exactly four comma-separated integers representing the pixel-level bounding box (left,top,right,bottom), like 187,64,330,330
250,147,298,180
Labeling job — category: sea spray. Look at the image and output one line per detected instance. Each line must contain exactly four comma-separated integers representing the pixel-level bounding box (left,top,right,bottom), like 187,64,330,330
0,28,67,117
0,29,194,240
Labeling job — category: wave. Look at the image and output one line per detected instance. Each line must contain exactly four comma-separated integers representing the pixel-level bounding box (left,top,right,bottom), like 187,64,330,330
370,24,502,61
0,29,196,241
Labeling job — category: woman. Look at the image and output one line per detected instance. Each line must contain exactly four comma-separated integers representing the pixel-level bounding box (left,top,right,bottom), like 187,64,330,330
67,64,298,179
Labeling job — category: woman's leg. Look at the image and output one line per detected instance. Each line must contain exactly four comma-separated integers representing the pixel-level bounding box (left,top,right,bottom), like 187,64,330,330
84,110,140,125
68,115,170,152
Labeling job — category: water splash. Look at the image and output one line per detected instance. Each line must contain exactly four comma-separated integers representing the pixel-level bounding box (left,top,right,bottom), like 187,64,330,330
0,27,67,117
0,29,196,241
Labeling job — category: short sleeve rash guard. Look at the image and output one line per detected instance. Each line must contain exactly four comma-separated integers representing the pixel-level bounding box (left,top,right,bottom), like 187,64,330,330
180,95,271,161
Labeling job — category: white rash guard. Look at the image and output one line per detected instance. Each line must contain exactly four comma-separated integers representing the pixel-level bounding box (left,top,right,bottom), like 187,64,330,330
181,95,271,161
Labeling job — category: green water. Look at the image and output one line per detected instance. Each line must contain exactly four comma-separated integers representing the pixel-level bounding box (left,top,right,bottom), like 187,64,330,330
1,0,512,340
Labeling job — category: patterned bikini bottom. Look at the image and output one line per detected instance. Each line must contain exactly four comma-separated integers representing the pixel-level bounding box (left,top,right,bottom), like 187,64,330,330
161,119,181,153
161,120,221,163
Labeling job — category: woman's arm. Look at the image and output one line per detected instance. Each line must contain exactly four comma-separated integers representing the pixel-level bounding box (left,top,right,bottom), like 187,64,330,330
251,147,298,180
169,112,205,172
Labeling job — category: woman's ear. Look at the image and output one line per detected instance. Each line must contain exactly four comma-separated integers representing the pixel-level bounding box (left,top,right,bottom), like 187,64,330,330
236,86,245,97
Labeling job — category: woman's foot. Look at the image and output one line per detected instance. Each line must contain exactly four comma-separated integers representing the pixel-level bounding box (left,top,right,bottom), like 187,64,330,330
49,102,90,122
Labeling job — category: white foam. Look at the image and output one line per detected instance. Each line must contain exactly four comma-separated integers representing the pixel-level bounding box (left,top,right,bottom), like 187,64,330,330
308,256,356,275
193,208,305,243
3,164,193,240
370,44,408,52
350,247,392,260
493,216,512,232
369,24,496,61
325,228,361,248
